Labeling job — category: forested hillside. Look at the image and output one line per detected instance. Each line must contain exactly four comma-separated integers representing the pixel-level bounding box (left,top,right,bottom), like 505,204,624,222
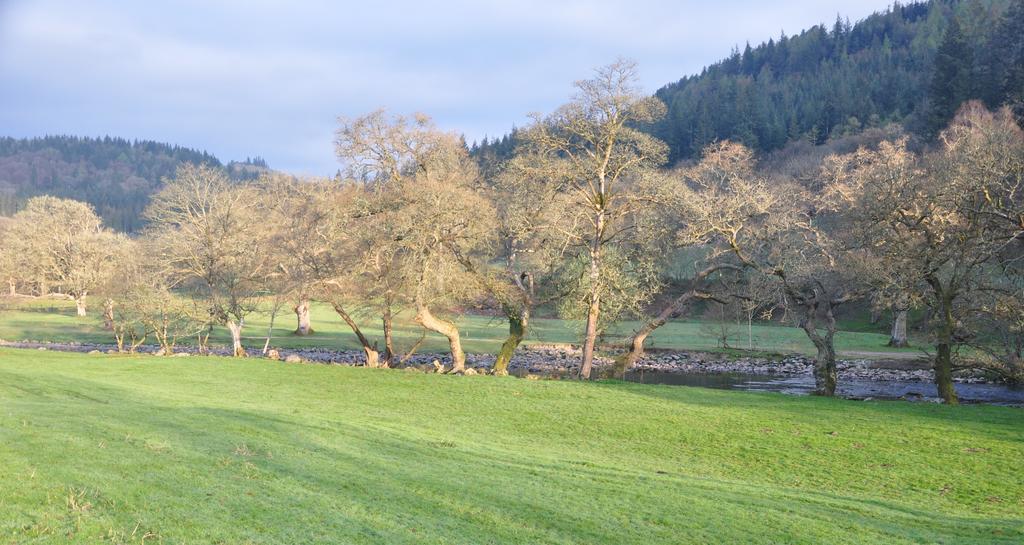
473,0,1024,165
0,136,223,231
654,0,1023,162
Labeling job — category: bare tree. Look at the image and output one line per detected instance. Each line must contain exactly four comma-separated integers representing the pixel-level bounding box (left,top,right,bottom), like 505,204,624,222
145,164,273,357
0,216,21,297
257,172,325,341
2,196,120,316
260,173,394,367
769,229,874,396
390,134,493,373
460,154,573,375
524,59,669,378
826,103,1024,403
108,248,200,355
335,111,493,371
615,142,764,376
615,141,871,395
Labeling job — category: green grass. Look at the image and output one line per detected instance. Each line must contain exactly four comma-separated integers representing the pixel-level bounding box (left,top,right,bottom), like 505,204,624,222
0,297,920,358
0,348,1020,543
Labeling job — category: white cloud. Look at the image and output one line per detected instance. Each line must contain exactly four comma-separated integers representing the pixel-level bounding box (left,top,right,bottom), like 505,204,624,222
0,0,894,173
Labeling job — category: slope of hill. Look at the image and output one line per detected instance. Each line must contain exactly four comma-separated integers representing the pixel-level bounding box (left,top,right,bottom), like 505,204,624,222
0,348,1020,544
0,136,223,232
655,0,1022,162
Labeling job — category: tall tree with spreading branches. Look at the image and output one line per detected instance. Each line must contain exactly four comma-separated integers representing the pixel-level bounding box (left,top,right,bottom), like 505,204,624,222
146,164,273,357
525,59,669,378
826,103,1024,403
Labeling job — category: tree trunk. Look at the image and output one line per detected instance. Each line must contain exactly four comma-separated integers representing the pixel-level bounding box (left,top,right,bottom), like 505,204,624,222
293,300,313,336
362,345,380,368
198,326,212,355
614,264,743,379
263,306,279,355
226,320,246,357
494,306,528,376
812,339,838,396
155,325,174,356
414,304,466,373
615,293,697,379
382,306,395,367
580,204,606,380
935,341,958,404
331,303,380,368
888,308,909,348
613,329,647,380
798,301,838,397
580,295,600,380
75,294,87,317
934,299,959,404
102,299,115,330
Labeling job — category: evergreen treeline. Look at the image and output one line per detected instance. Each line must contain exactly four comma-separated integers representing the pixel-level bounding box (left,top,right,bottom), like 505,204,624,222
0,136,222,231
469,129,521,171
656,0,1024,162
472,0,1024,164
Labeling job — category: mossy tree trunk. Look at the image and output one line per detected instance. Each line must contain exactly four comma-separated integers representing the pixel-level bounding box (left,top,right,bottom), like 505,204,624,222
927,275,959,404
450,239,536,376
781,279,848,397
614,294,694,380
494,305,528,376
610,290,708,376
615,264,741,379
799,303,838,397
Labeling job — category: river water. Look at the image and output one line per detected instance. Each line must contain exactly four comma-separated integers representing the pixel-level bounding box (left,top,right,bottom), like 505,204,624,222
623,370,1024,406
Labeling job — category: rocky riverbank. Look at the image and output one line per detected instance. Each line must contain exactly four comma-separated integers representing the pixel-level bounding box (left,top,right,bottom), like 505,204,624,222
0,339,996,384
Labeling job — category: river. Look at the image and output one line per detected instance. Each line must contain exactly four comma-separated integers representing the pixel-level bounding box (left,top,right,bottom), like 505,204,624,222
623,370,1024,406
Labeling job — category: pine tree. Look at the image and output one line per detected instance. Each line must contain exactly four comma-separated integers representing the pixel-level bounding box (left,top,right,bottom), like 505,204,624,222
926,17,974,137
996,0,1024,121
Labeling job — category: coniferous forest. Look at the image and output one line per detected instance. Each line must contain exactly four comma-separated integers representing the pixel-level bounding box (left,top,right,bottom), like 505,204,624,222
0,136,221,231
474,0,1024,164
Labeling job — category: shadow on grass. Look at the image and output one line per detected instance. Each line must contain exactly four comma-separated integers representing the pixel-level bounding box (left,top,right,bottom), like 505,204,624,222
33,400,1024,544
2,360,1021,544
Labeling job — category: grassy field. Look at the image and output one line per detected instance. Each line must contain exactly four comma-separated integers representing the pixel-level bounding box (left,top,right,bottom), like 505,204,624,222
0,297,920,358
0,348,1021,543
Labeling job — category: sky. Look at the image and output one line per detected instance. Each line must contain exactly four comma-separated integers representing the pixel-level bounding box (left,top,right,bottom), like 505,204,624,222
0,0,895,175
